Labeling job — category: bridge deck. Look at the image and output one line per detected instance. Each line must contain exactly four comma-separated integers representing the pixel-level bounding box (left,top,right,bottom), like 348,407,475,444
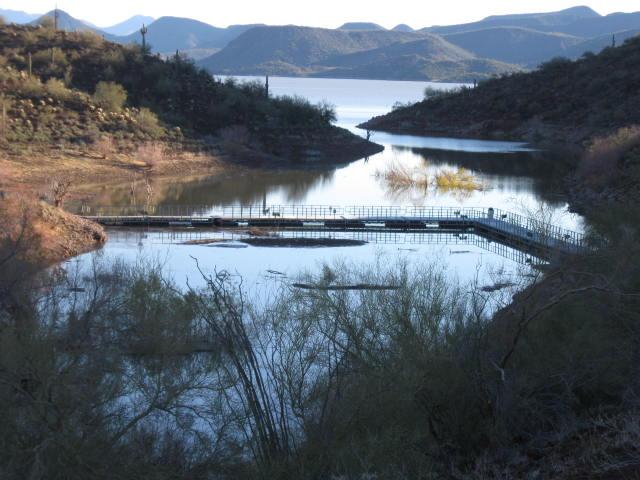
79,205,585,257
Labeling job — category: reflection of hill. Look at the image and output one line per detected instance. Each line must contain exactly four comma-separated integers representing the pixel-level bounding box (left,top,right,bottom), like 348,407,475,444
393,146,573,205
75,169,337,209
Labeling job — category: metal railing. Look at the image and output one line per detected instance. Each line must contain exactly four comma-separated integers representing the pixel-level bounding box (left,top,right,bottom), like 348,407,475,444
75,204,585,251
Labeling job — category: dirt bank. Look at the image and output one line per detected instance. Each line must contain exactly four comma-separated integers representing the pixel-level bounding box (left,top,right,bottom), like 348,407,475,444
0,197,107,264
0,143,225,195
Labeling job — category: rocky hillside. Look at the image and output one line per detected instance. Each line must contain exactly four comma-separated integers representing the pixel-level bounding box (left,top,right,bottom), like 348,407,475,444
361,34,640,145
317,34,519,81
199,26,419,73
0,23,380,173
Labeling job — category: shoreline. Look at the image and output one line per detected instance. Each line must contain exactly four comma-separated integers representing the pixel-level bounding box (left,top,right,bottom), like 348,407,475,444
0,130,382,263
0,129,383,199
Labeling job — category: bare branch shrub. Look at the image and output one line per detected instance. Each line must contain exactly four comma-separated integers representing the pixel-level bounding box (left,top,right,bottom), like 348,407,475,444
218,125,249,145
93,135,115,158
136,142,165,169
50,176,72,207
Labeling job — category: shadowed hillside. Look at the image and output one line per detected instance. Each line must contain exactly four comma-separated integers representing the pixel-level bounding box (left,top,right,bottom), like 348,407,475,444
563,28,640,58
557,11,640,37
200,26,419,74
318,35,520,81
361,35,640,144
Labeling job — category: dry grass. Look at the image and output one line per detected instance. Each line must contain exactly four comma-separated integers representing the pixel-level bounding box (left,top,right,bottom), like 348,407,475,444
0,144,224,202
579,125,640,188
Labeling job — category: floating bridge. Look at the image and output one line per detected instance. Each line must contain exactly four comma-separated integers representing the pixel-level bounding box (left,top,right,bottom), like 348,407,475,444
78,205,585,258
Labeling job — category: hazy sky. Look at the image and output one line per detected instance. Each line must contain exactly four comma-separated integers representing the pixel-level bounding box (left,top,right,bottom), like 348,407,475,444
7,1,640,28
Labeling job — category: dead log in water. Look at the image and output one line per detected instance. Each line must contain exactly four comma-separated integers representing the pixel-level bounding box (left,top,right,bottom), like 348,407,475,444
292,283,400,291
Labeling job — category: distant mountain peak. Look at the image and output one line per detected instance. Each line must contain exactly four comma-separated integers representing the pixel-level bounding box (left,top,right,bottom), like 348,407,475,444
482,5,600,22
102,15,155,36
31,9,99,32
338,22,386,31
392,24,415,33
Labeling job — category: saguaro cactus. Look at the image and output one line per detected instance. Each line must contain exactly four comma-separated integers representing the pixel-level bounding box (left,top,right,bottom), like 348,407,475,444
0,94,6,139
54,6,60,31
140,24,149,53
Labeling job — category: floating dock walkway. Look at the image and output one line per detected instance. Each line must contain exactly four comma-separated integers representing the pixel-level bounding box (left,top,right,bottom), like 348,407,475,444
79,205,585,258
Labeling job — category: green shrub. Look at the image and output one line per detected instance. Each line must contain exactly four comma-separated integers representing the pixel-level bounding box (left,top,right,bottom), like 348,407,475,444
31,48,69,72
93,81,127,112
135,107,163,138
45,78,71,102
19,76,45,97
77,31,104,48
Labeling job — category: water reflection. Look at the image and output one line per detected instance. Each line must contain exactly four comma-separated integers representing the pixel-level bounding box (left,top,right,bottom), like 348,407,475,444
77,169,338,208
397,146,572,207
75,229,533,292
71,140,579,230
69,75,580,231
69,76,584,286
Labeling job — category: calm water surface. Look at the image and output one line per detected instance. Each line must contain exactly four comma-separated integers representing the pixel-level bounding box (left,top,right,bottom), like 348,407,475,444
71,76,583,286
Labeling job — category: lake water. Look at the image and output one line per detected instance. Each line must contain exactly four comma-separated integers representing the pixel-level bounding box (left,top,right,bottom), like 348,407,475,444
69,76,584,288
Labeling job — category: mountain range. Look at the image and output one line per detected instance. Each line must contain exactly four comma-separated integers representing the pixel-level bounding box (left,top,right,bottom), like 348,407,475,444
102,15,155,36
1,5,638,81
0,8,40,24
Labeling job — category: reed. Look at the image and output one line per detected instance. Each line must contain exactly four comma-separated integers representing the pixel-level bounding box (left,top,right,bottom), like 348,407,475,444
377,162,482,192
375,161,429,189
434,168,483,191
